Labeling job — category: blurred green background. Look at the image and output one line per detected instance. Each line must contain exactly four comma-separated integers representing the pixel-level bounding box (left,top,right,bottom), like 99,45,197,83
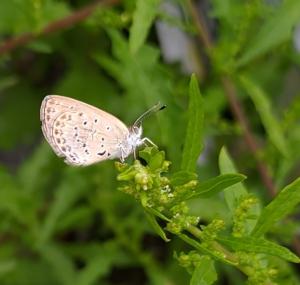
1,0,300,284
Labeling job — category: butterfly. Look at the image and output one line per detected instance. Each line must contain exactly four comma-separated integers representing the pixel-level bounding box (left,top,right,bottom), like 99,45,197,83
40,95,165,166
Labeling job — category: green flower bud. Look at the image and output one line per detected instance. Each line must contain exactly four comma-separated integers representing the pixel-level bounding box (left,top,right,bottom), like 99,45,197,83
135,172,149,185
167,220,183,234
178,253,191,268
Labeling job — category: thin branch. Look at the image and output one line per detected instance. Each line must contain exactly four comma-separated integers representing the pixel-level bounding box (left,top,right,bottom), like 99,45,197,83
0,0,119,56
221,78,276,197
186,0,213,51
187,0,276,197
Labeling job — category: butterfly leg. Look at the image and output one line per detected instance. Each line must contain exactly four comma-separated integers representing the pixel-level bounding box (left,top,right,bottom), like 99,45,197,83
120,147,126,163
141,137,157,147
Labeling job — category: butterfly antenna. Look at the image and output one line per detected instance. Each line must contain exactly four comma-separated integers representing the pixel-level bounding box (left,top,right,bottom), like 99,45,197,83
133,102,166,127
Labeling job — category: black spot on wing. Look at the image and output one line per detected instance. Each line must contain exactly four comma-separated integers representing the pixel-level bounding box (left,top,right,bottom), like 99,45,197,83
97,150,106,156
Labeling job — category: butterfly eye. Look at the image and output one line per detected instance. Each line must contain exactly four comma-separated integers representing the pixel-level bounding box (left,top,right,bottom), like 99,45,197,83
132,125,141,134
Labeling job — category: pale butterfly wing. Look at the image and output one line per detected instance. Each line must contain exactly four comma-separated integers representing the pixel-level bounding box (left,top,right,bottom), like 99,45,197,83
40,95,130,166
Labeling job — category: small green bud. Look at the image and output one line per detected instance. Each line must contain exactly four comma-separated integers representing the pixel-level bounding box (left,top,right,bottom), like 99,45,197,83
119,186,134,195
120,12,130,24
135,172,149,185
159,193,169,204
233,194,258,237
167,220,183,234
140,192,149,207
115,161,127,171
188,216,200,226
160,176,170,185
178,253,191,268
201,219,225,241
170,202,189,215
117,166,137,181
162,160,171,171
185,180,198,189
268,268,277,278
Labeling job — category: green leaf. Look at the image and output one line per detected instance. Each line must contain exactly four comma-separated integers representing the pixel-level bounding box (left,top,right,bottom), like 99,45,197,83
0,168,23,223
181,74,204,172
218,236,300,263
0,0,69,34
75,255,113,285
139,147,166,171
56,206,94,232
237,0,300,66
219,147,258,234
182,174,246,201
0,166,37,226
148,151,165,171
219,147,248,211
240,76,289,157
139,146,157,163
252,177,300,237
170,170,198,186
0,258,58,285
39,243,75,285
129,0,160,54
190,256,218,285
37,168,87,245
17,142,57,194
65,242,129,284
145,206,171,222
145,209,170,242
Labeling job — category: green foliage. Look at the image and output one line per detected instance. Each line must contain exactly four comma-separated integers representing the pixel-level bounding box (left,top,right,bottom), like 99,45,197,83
219,147,259,235
117,144,300,283
1,0,300,284
237,0,300,66
187,173,246,199
129,0,160,53
0,0,69,34
144,207,170,242
219,147,248,212
252,177,300,237
190,256,217,285
218,236,300,263
181,74,204,172
240,75,289,157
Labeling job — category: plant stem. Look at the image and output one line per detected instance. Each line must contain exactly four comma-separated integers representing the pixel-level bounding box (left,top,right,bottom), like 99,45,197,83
185,224,238,264
186,0,276,197
0,0,120,55
184,224,276,284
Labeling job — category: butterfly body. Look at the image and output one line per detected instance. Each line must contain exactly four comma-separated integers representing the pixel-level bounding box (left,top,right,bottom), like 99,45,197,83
40,95,156,166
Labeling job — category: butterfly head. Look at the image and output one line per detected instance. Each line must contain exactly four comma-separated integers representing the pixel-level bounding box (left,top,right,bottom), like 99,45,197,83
121,103,166,161
117,125,143,162
128,125,143,147
129,102,165,146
